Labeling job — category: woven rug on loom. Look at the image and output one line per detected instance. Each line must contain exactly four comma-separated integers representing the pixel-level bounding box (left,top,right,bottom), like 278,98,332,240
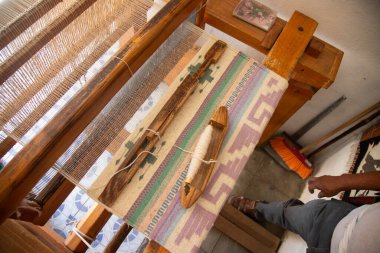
89,39,288,253
345,125,380,200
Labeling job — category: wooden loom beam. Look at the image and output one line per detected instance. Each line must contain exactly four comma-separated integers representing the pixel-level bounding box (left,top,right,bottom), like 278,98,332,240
204,0,342,88
0,0,98,85
0,136,16,158
214,204,280,253
0,0,63,50
64,203,112,252
0,219,71,253
0,0,203,224
32,175,75,225
262,11,318,79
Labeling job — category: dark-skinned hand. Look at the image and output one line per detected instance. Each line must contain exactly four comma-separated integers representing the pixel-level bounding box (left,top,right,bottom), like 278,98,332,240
308,175,343,198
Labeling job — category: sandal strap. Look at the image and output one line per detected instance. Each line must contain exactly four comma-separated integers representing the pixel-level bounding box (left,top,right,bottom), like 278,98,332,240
229,196,257,214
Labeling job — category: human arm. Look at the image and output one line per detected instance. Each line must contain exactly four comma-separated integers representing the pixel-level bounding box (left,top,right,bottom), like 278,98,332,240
308,171,380,198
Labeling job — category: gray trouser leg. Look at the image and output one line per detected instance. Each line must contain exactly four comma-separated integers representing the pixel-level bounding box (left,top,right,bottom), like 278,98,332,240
255,199,356,250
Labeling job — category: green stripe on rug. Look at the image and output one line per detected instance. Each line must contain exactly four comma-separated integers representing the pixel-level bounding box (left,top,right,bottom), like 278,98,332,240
129,54,247,225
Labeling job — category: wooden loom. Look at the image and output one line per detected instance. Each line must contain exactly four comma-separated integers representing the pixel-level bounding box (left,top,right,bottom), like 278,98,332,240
98,40,228,206
0,0,343,252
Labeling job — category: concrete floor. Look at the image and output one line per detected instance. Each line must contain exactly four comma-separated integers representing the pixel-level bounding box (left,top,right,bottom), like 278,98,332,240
200,148,306,253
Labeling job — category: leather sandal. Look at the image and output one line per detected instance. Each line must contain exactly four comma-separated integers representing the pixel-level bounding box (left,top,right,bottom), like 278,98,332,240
228,196,258,215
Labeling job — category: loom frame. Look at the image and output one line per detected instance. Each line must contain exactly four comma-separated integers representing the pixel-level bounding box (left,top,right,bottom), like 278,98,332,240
0,0,343,252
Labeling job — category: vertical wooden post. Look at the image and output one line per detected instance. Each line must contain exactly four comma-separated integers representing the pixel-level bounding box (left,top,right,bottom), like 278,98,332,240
262,11,318,80
258,11,318,143
103,223,133,253
195,0,207,29
64,204,111,252
33,176,76,226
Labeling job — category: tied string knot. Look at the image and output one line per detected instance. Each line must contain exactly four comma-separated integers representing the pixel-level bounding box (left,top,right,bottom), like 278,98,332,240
145,128,218,165
67,221,98,253
91,128,217,191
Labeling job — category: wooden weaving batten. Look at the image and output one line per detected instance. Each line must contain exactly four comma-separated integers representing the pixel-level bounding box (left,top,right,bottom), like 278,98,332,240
181,106,228,208
98,40,227,206
0,0,203,224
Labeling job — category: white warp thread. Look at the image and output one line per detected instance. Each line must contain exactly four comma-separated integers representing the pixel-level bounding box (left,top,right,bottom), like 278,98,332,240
91,150,156,190
69,222,99,253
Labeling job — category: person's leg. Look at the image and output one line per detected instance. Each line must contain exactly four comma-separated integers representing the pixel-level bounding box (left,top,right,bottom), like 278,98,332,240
255,199,319,239
255,198,356,249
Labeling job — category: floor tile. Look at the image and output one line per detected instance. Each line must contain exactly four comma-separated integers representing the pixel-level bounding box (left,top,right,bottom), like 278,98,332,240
246,150,305,200
243,149,267,176
211,233,250,253
230,168,254,197
200,227,222,253
244,179,291,202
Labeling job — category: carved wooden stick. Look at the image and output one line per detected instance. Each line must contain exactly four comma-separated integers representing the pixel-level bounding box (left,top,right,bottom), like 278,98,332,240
98,40,227,206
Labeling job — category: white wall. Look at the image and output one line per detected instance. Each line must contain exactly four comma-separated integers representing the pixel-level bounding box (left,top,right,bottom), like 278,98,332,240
256,0,380,146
